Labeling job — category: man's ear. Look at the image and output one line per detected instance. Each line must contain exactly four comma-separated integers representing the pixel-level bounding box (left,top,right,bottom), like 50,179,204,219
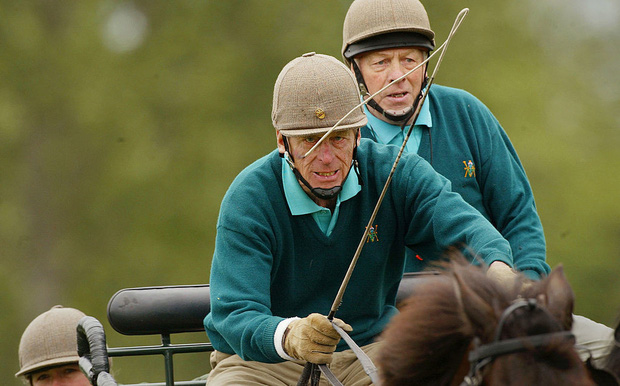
276,131,286,154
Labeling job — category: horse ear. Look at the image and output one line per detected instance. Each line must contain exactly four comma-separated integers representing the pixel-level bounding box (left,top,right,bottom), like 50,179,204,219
537,265,574,330
453,267,497,338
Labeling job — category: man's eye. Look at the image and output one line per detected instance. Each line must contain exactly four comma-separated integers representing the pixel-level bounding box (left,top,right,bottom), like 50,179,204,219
304,137,317,143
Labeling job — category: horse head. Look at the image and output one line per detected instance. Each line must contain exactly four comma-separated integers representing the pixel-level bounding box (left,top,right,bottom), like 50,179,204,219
377,258,595,386
475,266,592,385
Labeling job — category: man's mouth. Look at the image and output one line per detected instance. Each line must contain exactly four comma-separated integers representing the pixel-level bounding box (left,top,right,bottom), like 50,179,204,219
316,171,336,177
388,92,408,98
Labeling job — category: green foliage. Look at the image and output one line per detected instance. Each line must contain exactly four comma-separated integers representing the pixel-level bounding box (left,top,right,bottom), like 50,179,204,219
2,0,618,384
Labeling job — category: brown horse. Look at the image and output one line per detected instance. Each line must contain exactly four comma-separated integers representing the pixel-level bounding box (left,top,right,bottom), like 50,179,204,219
377,259,595,385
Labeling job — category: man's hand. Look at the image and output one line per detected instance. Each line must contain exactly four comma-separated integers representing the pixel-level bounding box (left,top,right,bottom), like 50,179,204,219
283,313,352,364
486,261,520,292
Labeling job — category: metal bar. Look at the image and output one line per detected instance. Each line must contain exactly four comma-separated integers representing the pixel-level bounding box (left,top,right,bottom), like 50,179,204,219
107,343,213,357
107,334,212,386
162,335,175,386
118,382,206,386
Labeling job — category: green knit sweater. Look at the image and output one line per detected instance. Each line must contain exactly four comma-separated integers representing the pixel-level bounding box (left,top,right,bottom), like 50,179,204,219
362,85,549,279
204,139,512,363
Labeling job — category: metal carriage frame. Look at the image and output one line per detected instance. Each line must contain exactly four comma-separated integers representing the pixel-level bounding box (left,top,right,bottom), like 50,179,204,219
77,272,436,386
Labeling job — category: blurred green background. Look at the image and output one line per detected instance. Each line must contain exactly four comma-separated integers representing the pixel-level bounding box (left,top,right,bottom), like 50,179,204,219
2,0,619,383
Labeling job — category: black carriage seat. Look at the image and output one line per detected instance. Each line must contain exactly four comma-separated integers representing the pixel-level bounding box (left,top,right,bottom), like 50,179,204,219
107,284,211,336
107,271,439,336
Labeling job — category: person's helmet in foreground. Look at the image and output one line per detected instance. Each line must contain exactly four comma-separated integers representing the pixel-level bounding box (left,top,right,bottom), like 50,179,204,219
16,305,86,378
272,52,367,137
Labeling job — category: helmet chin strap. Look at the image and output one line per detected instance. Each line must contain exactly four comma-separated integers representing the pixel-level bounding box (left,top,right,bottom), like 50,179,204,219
281,136,362,201
351,59,428,123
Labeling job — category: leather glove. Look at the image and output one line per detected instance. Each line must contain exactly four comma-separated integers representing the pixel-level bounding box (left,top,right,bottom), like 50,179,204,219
283,313,352,364
486,261,520,292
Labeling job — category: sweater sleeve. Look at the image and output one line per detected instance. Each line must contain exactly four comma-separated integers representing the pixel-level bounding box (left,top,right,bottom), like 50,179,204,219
204,158,289,363
207,222,286,363
400,155,514,268
476,106,550,279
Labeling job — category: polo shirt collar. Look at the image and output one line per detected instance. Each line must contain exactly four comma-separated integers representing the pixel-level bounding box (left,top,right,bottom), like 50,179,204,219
363,94,432,145
281,158,361,216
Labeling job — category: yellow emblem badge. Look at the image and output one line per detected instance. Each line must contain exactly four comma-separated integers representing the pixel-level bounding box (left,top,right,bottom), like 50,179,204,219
463,160,476,178
365,225,379,243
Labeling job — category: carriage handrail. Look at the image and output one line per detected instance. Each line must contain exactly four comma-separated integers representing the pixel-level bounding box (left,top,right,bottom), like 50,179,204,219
77,316,118,386
78,271,438,385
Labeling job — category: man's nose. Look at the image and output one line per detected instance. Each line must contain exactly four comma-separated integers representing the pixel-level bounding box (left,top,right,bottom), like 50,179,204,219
388,62,407,83
316,141,335,163
50,375,69,386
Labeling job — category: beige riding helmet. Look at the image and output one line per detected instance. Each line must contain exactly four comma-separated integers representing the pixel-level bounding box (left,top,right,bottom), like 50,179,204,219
16,305,86,378
272,52,367,137
342,0,435,65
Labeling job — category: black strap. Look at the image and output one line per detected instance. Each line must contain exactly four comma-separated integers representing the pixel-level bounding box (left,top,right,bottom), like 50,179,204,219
468,331,575,364
296,363,315,386
281,133,363,201
462,331,575,386
351,59,428,124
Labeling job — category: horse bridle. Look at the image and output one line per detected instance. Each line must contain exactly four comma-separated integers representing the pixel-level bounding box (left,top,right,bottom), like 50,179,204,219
460,298,576,386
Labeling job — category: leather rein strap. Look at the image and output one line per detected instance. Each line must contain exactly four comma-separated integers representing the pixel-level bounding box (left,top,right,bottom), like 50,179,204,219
316,322,380,386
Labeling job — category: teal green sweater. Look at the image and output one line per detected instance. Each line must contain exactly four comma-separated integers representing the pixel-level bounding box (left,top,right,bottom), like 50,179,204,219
204,139,512,363
362,85,549,279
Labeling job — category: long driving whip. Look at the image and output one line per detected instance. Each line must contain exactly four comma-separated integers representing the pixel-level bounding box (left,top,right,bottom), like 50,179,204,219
298,9,469,386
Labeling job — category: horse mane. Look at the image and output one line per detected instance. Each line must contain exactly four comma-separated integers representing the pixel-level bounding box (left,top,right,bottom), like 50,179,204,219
377,254,594,386
378,256,513,385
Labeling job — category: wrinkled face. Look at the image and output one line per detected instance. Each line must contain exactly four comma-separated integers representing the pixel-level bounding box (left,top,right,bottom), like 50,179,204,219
277,129,360,208
355,47,427,123
29,364,90,386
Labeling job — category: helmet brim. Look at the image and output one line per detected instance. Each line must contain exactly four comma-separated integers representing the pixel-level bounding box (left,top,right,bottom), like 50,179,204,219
16,355,80,378
279,118,367,137
344,31,435,60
